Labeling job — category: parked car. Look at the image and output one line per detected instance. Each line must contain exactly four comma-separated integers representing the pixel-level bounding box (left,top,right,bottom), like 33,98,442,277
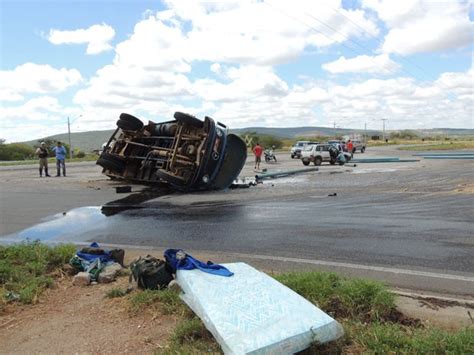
300,144,352,166
290,141,319,159
351,140,366,153
97,112,247,191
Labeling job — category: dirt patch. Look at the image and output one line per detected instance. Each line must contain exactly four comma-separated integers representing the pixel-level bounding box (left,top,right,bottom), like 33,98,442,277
454,183,474,194
0,276,176,354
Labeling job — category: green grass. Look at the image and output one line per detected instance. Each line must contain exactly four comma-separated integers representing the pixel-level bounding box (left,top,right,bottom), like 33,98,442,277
398,141,474,151
128,288,190,316
346,322,474,354
0,242,76,305
162,317,221,355
105,288,127,298
275,271,396,321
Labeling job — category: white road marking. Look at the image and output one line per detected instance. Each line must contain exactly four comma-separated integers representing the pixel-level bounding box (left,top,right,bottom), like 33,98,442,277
228,252,474,283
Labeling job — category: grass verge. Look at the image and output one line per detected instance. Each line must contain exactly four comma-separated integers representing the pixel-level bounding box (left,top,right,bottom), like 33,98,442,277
397,141,474,151
0,241,76,306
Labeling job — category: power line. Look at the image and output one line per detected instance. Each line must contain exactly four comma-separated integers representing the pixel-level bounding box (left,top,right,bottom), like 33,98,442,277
320,3,456,85
263,0,460,102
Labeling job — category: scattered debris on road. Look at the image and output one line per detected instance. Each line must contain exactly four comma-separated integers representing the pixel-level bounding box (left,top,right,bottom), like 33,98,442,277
255,167,319,182
351,157,419,163
115,186,132,193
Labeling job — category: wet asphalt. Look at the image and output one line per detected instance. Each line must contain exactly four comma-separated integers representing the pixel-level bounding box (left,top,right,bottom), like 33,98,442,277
9,191,471,274
1,147,473,295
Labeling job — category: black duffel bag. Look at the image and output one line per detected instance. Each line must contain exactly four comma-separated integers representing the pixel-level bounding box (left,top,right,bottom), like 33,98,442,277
129,255,174,290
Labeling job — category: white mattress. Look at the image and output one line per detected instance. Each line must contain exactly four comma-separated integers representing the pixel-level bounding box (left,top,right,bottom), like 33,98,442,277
177,262,343,354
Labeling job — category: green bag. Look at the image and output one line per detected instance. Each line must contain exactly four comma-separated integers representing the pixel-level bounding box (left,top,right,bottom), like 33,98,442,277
129,255,174,290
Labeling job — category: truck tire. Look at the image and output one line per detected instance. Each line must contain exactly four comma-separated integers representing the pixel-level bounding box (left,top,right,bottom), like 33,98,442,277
97,153,126,173
314,157,322,166
117,113,144,131
302,160,310,166
173,112,203,128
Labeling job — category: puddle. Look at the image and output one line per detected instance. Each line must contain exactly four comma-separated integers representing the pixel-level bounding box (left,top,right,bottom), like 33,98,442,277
261,175,309,184
352,168,400,174
2,207,108,242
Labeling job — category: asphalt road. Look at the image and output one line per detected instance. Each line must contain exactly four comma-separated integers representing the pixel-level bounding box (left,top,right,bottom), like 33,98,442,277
1,147,473,296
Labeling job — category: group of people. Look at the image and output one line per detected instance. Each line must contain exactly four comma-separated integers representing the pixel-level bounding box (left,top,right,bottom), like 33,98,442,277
35,141,67,177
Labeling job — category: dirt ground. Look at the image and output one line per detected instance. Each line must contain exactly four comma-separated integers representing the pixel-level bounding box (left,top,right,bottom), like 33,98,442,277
0,251,177,354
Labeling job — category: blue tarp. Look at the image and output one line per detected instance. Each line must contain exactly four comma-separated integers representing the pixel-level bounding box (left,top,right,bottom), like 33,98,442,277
76,242,113,263
164,249,233,277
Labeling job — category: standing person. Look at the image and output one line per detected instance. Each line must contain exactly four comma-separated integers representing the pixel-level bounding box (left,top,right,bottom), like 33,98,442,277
253,142,263,170
35,142,51,177
52,141,67,177
347,139,354,158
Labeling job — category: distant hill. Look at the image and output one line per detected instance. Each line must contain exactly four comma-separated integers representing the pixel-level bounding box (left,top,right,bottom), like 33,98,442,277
23,130,114,152
21,126,473,152
231,126,380,138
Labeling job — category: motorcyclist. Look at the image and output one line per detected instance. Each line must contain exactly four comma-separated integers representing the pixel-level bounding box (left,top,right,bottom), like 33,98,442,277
264,145,277,163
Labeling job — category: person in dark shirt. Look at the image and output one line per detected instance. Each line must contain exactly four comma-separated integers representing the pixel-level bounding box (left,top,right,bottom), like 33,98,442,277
35,142,51,177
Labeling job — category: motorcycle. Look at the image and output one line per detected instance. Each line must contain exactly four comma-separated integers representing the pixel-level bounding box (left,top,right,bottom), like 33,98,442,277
264,149,277,163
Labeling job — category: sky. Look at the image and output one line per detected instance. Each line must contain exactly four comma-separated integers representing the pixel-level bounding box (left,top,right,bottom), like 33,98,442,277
1,0,473,143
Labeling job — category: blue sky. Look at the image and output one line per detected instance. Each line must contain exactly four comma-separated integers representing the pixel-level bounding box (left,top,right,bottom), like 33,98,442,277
1,0,473,142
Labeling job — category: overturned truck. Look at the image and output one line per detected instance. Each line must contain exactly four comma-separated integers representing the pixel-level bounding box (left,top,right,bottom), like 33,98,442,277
97,112,247,191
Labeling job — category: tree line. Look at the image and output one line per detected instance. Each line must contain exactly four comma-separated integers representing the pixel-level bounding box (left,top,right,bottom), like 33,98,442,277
0,139,71,161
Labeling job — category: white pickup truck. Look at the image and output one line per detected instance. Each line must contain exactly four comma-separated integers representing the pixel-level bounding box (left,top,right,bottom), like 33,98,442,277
300,144,351,166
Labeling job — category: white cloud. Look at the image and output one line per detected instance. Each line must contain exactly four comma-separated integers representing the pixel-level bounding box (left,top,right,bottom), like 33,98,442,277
322,54,400,74
0,63,82,102
47,24,115,55
6,1,470,144
74,1,378,112
0,96,81,142
192,65,289,103
363,0,474,55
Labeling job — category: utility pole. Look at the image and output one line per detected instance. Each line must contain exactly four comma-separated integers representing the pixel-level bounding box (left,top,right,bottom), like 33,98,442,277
381,119,388,142
364,122,367,143
68,114,82,159
67,116,72,160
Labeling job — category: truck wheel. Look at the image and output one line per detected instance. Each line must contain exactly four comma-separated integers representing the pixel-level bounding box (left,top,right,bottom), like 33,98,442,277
174,112,204,128
117,113,144,131
314,157,322,166
96,153,126,173
302,160,310,166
